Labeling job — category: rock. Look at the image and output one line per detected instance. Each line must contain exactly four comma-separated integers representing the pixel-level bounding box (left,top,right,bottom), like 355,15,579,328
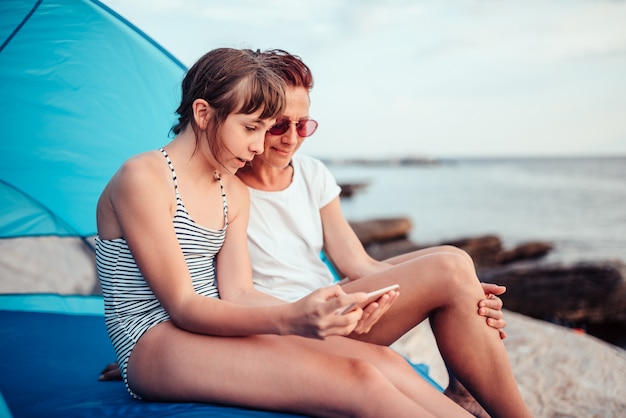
349,217,413,246
360,229,554,271
479,260,626,325
356,225,554,270
392,311,626,417
503,311,626,418
338,182,368,198
441,235,504,268
495,241,553,265
442,236,553,269
365,238,424,261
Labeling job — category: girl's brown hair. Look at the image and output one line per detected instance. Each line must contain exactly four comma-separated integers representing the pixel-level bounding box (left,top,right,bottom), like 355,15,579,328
171,48,286,163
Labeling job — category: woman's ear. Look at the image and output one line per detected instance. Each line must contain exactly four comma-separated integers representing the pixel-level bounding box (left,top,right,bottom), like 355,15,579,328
192,99,212,130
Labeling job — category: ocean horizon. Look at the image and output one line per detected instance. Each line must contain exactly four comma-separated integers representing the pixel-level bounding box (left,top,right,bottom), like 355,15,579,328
326,155,626,266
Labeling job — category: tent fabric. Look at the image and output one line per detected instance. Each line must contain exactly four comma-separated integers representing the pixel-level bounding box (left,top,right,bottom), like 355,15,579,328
0,295,441,417
0,306,306,417
0,0,186,238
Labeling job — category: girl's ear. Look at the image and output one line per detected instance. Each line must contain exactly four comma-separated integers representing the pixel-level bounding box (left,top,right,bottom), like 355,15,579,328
192,99,213,130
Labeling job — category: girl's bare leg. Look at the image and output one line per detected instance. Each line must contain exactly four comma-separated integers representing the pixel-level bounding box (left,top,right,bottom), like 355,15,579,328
126,321,471,418
342,249,532,418
296,334,472,417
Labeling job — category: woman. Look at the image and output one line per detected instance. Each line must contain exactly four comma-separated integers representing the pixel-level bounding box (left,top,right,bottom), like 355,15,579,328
235,49,533,418
96,47,478,417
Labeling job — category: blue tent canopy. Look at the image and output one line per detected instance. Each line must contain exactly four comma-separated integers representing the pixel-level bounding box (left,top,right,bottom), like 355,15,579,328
0,0,187,238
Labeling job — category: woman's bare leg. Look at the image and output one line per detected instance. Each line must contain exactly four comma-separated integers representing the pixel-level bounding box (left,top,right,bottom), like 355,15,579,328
341,250,532,418
341,246,474,345
351,245,493,417
126,321,471,418
383,245,474,267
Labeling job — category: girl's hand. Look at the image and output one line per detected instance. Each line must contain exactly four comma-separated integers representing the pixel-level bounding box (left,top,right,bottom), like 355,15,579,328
352,289,399,334
288,285,367,339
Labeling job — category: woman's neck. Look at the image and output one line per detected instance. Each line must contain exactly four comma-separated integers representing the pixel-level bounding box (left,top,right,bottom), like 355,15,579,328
237,159,293,192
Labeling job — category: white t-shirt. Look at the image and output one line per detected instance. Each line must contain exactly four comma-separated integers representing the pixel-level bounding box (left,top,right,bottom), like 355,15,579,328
247,154,341,302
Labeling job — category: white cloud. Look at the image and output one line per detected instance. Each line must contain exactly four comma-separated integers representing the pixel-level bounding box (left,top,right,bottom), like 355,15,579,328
102,0,626,158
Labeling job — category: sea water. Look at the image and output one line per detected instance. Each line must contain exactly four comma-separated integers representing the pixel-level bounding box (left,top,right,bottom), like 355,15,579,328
328,156,626,265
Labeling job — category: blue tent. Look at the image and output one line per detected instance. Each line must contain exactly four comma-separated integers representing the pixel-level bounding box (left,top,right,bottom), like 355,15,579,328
0,0,186,238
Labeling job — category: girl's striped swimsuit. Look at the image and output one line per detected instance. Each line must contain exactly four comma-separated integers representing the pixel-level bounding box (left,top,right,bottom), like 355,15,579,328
96,148,228,398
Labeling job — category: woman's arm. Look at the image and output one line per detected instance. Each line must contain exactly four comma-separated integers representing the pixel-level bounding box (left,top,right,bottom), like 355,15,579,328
319,194,508,336
320,197,390,280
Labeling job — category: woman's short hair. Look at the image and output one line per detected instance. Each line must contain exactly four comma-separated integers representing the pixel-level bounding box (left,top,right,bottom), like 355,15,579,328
260,49,314,90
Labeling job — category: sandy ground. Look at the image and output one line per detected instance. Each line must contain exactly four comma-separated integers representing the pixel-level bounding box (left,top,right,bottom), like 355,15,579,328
392,313,626,418
0,236,99,295
2,236,626,417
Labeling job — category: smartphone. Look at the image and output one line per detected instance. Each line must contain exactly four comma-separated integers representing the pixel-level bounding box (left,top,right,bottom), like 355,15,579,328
340,284,399,315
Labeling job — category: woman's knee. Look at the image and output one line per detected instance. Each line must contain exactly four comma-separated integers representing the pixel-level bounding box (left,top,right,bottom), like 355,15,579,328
434,245,475,268
428,252,480,292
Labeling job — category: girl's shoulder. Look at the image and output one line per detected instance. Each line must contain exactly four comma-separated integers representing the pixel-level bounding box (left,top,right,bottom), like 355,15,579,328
220,172,250,218
118,150,167,177
111,150,171,195
222,172,249,196
121,149,164,170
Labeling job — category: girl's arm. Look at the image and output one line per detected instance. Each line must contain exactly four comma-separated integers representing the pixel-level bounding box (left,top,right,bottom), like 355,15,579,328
210,175,283,307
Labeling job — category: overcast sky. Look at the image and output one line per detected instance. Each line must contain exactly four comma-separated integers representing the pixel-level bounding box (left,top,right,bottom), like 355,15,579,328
102,0,626,159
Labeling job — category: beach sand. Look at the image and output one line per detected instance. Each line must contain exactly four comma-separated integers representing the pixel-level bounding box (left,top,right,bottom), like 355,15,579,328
2,236,626,417
392,312,626,417
0,236,99,295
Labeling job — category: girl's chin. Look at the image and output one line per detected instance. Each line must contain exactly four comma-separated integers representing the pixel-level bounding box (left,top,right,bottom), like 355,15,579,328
231,158,247,170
